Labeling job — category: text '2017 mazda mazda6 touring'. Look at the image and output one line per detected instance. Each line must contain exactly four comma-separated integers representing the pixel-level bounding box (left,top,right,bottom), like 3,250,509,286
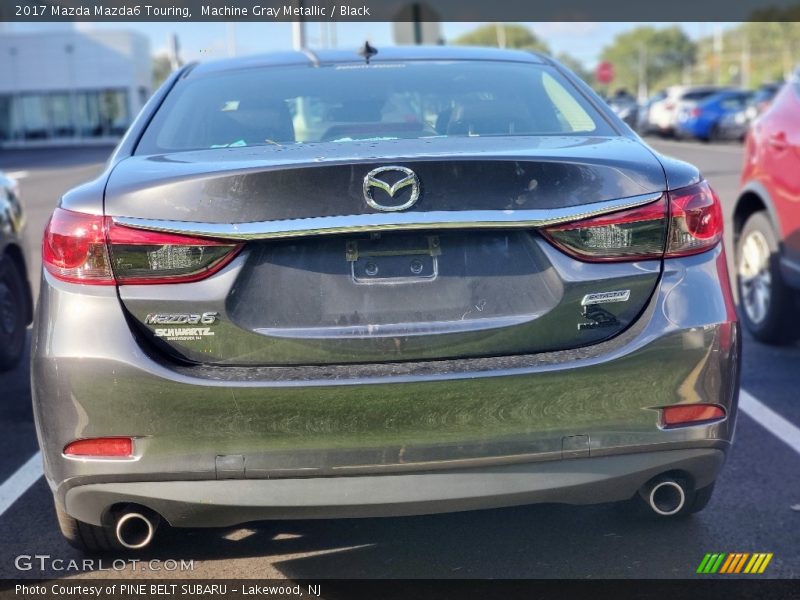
32,47,740,551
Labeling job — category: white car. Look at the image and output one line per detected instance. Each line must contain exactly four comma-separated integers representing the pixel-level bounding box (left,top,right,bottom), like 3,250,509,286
648,86,723,135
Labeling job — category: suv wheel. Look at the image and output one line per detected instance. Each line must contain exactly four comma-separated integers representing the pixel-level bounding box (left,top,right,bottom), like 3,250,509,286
736,211,800,344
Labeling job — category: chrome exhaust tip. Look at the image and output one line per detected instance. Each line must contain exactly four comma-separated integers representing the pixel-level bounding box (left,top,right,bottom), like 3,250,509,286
647,480,687,516
115,510,159,550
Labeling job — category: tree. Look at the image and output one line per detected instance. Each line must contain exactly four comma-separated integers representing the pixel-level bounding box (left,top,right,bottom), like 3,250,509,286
555,53,592,85
454,24,549,54
599,26,696,96
152,54,173,89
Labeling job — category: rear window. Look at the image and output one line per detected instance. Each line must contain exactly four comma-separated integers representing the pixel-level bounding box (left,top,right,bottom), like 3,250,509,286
681,90,719,102
135,61,613,154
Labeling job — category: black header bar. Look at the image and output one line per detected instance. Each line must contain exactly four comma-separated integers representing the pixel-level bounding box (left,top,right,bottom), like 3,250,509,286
2,0,800,22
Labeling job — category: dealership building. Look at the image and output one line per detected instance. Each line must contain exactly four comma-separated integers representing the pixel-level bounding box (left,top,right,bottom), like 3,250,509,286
0,29,152,146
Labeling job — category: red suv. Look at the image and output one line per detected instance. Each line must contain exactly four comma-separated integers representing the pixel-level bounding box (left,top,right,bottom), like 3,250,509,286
735,73,800,344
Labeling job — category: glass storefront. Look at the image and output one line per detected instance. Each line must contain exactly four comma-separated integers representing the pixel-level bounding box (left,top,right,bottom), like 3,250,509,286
0,89,130,141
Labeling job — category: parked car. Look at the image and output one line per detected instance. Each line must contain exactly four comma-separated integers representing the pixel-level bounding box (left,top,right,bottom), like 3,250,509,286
717,107,751,142
636,91,667,134
33,47,740,552
648,85,724,135
0,171,33,370
719,83,785,142
735,71,800,343
745,82,783,122
676,89,752,142
607,90,639,130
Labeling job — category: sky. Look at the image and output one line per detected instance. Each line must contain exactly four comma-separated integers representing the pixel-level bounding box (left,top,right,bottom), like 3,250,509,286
4,21,726,68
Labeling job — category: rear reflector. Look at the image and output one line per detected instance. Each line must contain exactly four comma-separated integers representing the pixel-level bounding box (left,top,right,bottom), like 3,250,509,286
541,181,723,262
661,404,726,428
43,208,242,285
63,437,133,458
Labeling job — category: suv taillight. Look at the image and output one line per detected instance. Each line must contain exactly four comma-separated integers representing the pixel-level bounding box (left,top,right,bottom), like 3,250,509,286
541,181,723,262
43,208,242,285
664,181,723,257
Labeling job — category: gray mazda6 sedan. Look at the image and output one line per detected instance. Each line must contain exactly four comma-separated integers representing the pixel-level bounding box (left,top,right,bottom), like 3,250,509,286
32,47,740,552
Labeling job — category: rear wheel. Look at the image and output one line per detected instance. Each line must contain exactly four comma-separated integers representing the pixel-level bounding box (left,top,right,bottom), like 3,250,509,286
55,502,121,553
0,254,27,371
707,123,721,143
736,211,800,344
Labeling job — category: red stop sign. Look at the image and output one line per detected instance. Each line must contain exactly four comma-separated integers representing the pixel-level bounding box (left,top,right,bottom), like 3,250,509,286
595,61,615,84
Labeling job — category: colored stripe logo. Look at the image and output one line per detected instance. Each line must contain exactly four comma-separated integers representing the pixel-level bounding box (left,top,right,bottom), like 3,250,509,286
697,553,773,574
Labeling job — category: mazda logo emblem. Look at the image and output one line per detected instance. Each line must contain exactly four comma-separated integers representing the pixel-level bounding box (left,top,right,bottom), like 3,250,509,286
363,166,421,212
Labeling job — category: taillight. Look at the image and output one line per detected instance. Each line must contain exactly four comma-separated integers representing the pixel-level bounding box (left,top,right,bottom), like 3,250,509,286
42,209,114,284
107,221,242,284
541,197,668,262
541,181,723,262
43,208,242,285
664,181,723,257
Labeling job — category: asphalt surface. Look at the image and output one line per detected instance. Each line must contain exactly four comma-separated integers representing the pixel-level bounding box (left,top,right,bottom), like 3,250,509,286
0,140,798,581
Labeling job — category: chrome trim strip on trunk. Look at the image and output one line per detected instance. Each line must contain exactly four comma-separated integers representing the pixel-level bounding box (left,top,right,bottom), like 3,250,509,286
111,191,663,241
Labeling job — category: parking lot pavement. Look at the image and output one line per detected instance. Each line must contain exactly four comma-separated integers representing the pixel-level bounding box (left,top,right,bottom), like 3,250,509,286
0,142,797,580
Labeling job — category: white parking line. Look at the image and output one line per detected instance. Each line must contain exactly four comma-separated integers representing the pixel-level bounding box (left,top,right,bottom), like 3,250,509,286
739,390,800,456
4,170,29,180
0,451,42,517
648,138,744,155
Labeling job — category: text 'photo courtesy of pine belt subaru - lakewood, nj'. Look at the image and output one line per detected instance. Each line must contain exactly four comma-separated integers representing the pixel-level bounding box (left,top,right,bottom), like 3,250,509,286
32,46,740,552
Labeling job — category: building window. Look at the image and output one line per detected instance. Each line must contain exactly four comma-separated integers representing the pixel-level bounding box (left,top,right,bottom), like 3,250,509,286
0,89,131,142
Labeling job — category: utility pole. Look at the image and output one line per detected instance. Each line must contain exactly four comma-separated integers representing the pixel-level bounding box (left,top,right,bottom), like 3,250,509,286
740,35,750,89
637,44,647,102
292,0,306,50
329,22,337,48
713,25,723,85
168,33,181,70
226,23,237,57
495,23,507,49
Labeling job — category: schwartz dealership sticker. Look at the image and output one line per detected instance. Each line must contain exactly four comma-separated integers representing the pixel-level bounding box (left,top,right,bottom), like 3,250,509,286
146,312,218,341
153,327,214,341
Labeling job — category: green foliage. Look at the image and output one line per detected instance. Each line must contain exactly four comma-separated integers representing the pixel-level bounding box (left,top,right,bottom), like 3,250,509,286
555,53,592,85
454,24,550,54
693,22,800,88
600,26,696,93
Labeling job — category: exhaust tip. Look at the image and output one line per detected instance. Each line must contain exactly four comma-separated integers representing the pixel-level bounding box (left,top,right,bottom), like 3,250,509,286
647,480,687,516
115,512,156,550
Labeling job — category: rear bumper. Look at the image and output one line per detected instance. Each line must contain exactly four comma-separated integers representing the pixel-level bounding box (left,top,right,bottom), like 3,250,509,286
32,245,740,525
66,448,725,527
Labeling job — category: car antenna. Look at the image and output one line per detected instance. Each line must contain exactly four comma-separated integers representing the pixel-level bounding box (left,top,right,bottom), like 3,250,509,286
358,41,378,64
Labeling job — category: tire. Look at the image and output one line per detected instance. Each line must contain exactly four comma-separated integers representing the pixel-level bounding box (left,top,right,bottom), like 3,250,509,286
736,211,800,344
55,502,122,553
687,483,715,514
0,254,27,371
707,124,721,143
